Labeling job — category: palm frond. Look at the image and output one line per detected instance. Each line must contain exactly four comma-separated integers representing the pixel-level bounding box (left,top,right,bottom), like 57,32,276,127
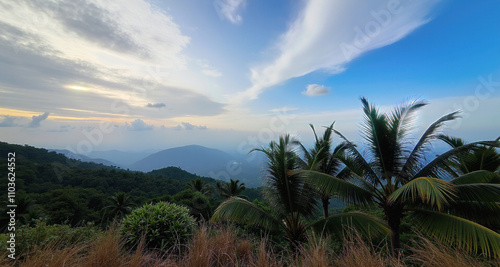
455,183,500,203
452,170,500,185
388,177,456,211
309,211,390,238
437,134,466,148
300,170,375,205
399,111,461,181
410,209,500,258
414,140,500,178
360,97,396,181
211,197,282,231
334,129,382,186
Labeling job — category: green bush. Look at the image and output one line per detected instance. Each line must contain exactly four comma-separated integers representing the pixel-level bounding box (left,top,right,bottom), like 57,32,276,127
3,219,101,257
121,202,196,250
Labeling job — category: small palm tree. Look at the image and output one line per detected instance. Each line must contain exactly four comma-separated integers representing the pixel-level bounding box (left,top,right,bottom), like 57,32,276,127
298,122,347,218
103,192,134,219
217,179,247,199
187,178,212,196
304,97,500,257
211,134,389,252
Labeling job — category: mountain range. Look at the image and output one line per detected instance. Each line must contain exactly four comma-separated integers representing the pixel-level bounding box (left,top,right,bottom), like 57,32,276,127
52,145,265,187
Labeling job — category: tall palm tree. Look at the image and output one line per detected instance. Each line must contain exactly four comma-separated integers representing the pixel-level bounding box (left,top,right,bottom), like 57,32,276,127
298,122,347,218
211,134,389,252
216,179,247,199
186,178,212,196
304,97,500,257
103,192,134,219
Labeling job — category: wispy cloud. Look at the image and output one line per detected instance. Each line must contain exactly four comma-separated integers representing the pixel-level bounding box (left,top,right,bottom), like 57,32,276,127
214,0,247,24
127,119,153,131
28,112,50,128
238,0,438,101
302,84,330,97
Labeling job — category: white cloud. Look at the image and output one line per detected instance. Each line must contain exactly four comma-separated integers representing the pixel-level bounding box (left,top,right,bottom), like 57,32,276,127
127,119,153,131
302,84,330,97
28,112,50,128
214,0,247,24
237,0,438,101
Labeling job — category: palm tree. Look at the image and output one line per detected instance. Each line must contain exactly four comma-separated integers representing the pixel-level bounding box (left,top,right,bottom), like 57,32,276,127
298,122,347,218
216,179,247,199
103,192,134,219
211,134,389,252
304,97,500,257
187,178,212,196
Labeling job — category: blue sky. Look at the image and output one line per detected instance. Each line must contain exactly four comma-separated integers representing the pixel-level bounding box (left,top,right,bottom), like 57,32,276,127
0,0,499,154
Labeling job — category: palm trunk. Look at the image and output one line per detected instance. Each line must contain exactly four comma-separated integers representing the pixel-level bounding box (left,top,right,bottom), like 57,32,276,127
321,195,330,218
384,206,402,256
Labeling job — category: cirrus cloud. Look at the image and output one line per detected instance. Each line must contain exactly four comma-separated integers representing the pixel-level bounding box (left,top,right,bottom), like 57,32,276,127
237,0,438,101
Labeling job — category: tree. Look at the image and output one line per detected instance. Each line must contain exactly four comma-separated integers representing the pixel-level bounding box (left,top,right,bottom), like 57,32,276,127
304,97,500,257
298,122,347,218
211,134,389,252
216,179,247,199
103,192,134,220
186,178,212,196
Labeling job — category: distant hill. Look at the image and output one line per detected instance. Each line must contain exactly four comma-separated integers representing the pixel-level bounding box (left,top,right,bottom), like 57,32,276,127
130,145,264,187
88,149,157,166
50,149,121,168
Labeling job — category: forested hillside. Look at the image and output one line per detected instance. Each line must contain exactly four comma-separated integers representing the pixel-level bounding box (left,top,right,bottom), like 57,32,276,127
0,142,262,226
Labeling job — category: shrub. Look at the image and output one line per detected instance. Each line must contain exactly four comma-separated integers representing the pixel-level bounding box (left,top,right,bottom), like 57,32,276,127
121,202,196,251
6,219,101,257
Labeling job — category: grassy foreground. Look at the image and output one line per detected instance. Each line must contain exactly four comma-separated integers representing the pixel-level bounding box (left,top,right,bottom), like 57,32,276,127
2,225,498,267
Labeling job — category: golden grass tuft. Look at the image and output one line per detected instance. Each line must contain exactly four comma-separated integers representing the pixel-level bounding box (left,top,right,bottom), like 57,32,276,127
3,225,498,267
407,236,488,267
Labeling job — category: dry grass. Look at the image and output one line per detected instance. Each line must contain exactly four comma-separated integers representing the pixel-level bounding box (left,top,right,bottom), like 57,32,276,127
407,236,490,267
3,226,497,267
333,231,402,267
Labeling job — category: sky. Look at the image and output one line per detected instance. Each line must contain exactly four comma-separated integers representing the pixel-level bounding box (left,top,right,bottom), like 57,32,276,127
0,0,499,155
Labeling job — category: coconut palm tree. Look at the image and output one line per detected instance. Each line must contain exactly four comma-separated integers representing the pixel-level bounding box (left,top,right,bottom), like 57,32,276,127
304,97,500,257
211,134,389,252
216,179,247,199
186,178,212,196
298,122,347,218
103,192,134,219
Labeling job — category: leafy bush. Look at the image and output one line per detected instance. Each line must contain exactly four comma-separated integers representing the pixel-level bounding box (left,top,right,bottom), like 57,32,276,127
121,202,196,250
1,219,101,257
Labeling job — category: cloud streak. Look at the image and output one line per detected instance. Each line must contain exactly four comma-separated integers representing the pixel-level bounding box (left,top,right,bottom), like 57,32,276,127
146,103,166,108
238,0,438,101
